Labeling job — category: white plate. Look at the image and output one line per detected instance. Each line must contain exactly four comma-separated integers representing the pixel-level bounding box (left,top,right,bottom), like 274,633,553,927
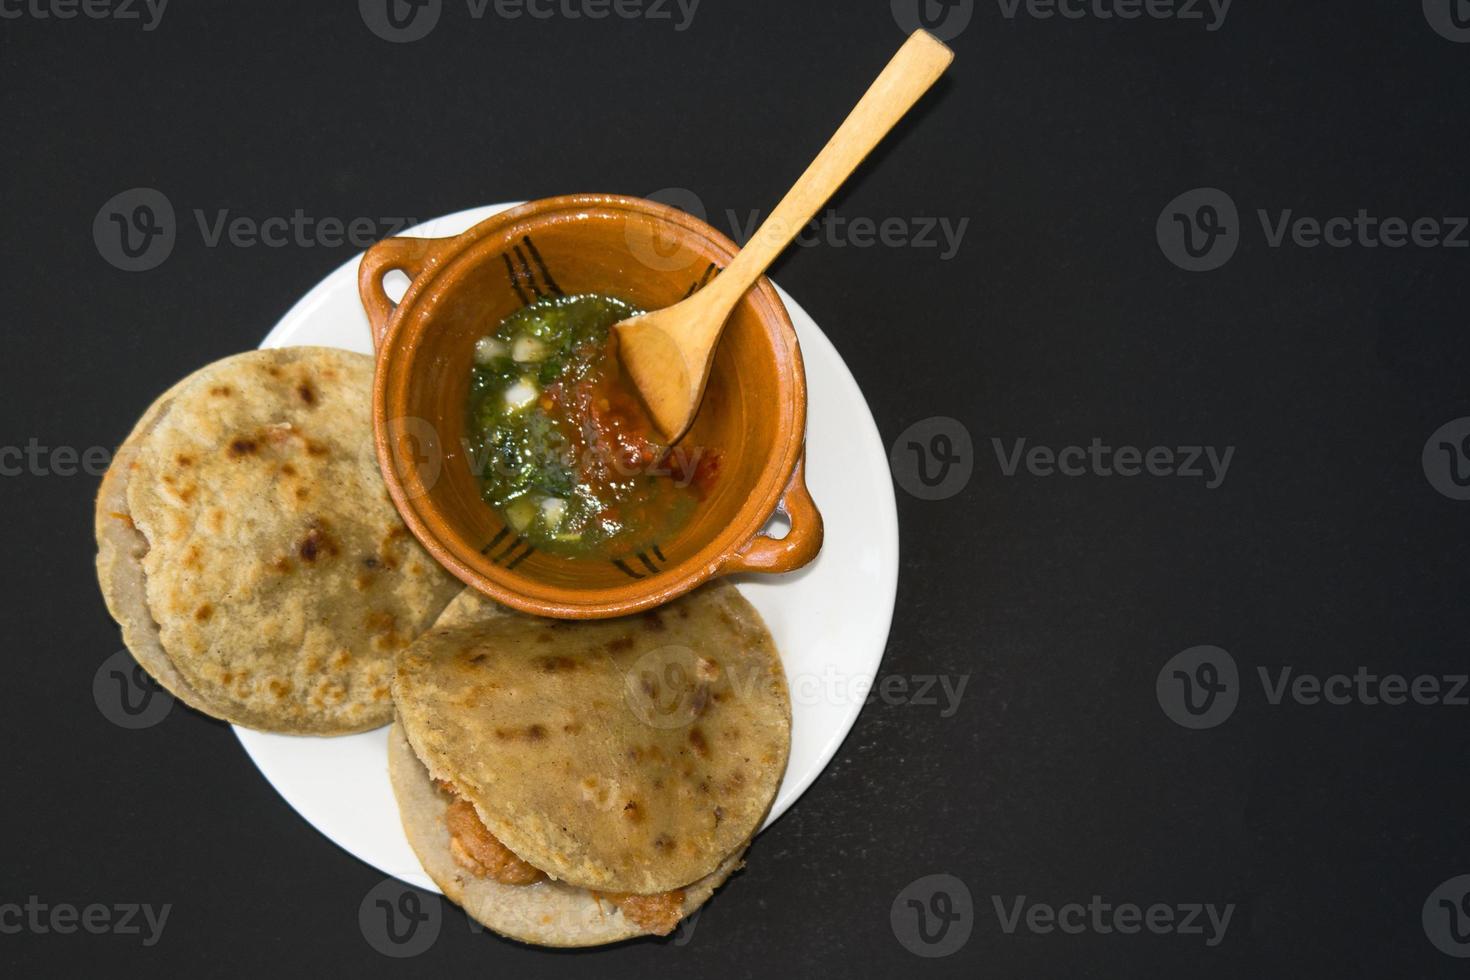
235,203,899,890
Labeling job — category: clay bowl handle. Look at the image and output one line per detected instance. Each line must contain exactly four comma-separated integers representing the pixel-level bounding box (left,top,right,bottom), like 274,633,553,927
723,455,823,575
358,236,446,350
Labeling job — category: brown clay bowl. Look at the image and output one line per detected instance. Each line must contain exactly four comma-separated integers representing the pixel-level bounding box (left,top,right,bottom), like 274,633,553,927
359,194,823,619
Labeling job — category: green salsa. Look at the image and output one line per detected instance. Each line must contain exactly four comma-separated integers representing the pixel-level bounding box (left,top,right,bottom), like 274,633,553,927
466,293,717,561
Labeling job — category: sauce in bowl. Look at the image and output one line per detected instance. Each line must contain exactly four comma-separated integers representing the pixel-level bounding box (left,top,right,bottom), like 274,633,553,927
465,294,718,560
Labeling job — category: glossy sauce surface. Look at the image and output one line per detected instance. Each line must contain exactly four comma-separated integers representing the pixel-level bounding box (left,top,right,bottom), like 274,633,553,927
466,294,718,560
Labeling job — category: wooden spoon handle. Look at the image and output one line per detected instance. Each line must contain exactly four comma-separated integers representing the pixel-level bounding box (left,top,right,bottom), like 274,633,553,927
700,30,954,323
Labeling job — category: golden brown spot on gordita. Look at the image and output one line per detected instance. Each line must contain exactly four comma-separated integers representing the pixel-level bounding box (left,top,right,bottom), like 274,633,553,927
298,523,339,563
534,655,577,673
364,611,396,634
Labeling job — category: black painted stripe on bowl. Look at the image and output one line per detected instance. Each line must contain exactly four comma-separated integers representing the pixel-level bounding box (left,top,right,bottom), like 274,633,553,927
651,543,666,563
612,558,644,580
637,552,659,574
521,236,563,295
479,527,509,555
491,536,524,564
682,262,721,299
505,545,536,571
512,245,544,300
502,253,531,306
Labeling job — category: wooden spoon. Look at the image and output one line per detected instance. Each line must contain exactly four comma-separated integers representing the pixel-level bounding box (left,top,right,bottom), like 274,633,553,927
615,29,954,444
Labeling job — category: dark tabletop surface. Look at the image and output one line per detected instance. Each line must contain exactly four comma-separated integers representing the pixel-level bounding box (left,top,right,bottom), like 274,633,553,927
4,1,1470,976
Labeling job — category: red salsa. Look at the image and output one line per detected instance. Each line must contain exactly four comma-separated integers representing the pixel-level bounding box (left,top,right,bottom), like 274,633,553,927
466,294,718,560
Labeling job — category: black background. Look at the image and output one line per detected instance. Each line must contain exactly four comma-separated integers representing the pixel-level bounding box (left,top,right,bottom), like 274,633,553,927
3,1,1469,976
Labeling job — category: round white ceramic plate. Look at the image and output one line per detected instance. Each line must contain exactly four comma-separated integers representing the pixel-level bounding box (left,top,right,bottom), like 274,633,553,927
235,203,899,890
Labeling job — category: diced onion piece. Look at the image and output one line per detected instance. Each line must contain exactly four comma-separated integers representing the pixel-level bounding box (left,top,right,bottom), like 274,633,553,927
474,336,507,364
512,336,548,362
503,378,538,411
505,498,536,533
539,496,567,529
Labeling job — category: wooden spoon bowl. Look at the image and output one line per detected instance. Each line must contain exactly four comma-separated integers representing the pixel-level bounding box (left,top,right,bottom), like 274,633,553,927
360,194,822,619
